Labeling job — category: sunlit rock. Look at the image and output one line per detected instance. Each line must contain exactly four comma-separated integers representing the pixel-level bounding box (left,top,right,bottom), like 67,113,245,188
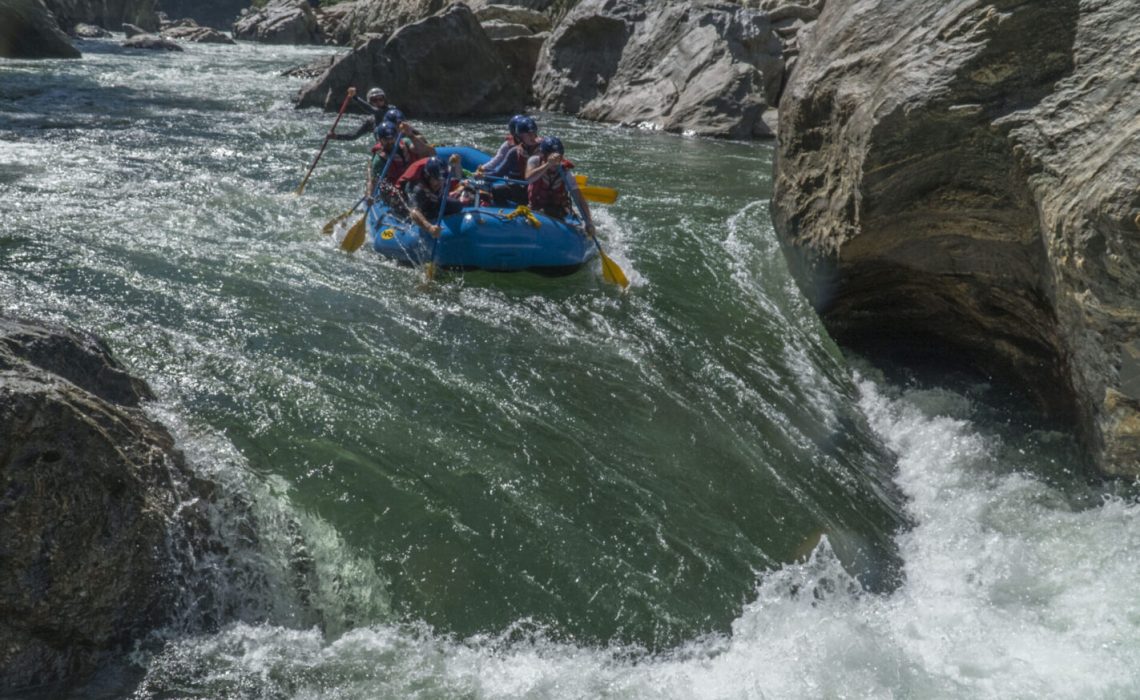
295,3,524,117
772,0,1140,476
533,0,785,139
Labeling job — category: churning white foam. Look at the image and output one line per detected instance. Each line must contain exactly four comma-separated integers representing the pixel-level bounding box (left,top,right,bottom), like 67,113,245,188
137,374,1140,699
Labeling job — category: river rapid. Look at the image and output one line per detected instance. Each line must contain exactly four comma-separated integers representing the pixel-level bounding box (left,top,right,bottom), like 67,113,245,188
2,38,1139,699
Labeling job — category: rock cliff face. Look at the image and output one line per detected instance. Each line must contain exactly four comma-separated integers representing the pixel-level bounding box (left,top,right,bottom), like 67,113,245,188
158,0,247,28
0,318,214,695
772,0,1140,475
296,3,524,117
533,0,786,138
43,0,158,31
0,0,81,58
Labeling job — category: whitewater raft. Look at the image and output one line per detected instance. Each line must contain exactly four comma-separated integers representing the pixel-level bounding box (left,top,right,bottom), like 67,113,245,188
367,146,597,275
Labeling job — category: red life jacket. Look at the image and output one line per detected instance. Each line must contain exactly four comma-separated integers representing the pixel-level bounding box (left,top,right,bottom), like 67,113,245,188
528,158,574,213
395,157,431,191
371,142,412,183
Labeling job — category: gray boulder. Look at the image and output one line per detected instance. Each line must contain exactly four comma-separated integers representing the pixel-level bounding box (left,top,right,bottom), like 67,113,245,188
533,0,785,138
123,31,183,49
0,318,214,694
162,21,235,43
233,0,323,44
72,21,111,37
494,31,546,97
321,0,445,46
0,0,81,58
296,3,525,117
772,0,1140,476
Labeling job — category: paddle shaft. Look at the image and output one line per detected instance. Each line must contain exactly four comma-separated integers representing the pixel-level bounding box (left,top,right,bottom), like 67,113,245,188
296,91,354,195
424,173,451,280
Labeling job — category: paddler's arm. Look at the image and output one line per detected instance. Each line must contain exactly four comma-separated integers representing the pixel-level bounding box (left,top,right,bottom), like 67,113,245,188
564,168,595,236
399,122,435,159
408,208,442,237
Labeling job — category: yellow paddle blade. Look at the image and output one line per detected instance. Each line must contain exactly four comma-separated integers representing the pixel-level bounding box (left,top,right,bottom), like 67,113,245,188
579,184,618,205
424,261,437,281
339,217,367,252
574,174,589,186
321,208,355,236
599,250,629,289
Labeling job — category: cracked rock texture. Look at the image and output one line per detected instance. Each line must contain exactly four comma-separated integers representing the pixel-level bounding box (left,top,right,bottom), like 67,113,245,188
772,0,1140,475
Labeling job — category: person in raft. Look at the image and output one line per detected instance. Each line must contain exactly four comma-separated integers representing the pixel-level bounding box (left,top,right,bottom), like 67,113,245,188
403,157,463,237
366,122,419,210
379,108,434,160
483,114,541,206
330,87,395,142
476,114,527,177
525,136,596,236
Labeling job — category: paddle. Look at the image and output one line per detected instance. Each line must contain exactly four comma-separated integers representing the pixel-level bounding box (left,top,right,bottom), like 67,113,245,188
578,181,618,205
474,173,617,205
560,167,628,290
295,89,354,196
424,170,452,281
321,195,366,236
339,135,405,252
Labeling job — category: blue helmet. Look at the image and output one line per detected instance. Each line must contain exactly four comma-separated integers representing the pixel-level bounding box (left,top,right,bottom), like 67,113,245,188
507,114,527,137
384,107,405,125
423,157,445,181
374,121,397,141
539,136,564,156
514,115,538,135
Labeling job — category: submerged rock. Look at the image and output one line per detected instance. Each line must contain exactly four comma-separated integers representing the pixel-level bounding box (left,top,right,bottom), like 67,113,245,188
71,21,111,37
296,3,524,117
0,318,213,694
0,0,81,58
533,0,785,138
772,0,1140,476
122,31,183,49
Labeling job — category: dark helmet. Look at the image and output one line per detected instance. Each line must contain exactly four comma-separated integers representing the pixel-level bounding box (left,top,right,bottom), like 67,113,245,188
514,115,538,135
539,136,564,156
374,121,397,141
507,114,527,137
423,157,445,181
384,107,405,125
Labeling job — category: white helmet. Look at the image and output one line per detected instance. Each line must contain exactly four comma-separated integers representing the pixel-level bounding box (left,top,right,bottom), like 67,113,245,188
366,87,386,101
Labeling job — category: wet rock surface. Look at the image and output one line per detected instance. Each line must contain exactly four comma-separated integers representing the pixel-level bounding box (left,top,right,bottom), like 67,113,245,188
533,0,785,138
0,318,213,695
296,3,524,117
0,0,81,58
232,0,323,44
772,0,1140,476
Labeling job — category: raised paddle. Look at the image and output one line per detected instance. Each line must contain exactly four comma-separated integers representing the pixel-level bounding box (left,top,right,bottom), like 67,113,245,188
340,135,405,252
295,88,355,195
560,167,628,290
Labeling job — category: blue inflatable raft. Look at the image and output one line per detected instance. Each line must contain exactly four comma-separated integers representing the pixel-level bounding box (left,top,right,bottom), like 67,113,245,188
367,146,597,275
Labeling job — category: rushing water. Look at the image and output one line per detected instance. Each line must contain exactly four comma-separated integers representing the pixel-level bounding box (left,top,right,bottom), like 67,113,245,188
3,38,1140,699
